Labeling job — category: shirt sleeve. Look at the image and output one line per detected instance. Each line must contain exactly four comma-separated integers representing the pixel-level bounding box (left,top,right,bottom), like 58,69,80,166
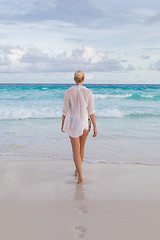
62,91,69,116
88,91,95,115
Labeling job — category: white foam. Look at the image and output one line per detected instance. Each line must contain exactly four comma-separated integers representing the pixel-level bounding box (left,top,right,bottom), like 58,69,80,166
83,158,160,166
96,108,125,117
0,106,153,120
0,103,159,120
141,94,154,98
1,153,159,166
0,106,62,120
94,93,132,99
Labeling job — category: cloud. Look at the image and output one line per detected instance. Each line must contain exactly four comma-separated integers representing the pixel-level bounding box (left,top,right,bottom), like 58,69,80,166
149,60,160,71
1,0,160,29
0,45,128,73
64,37,83,42
141,55,150,59
121,59,128,63
146,13,160,24
0,0,103,26
126,64,136,71
0,55,10,66
0,0,56,18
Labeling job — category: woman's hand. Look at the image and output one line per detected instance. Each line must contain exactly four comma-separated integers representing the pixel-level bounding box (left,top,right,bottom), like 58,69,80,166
90,113,97,137
61,126,65,133
93,127,97,137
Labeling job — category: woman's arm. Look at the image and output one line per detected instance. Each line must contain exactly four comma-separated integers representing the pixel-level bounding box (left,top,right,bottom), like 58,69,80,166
88,91,97,137
90,113,97,137
61,114,66,133
61,90,69,133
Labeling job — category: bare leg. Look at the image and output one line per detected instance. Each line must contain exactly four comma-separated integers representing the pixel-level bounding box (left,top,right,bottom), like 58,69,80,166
74,120,90,177
79,120,90,163
69,136,83,183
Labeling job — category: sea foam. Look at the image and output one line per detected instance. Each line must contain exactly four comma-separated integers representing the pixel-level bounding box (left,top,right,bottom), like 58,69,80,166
0,106,62,120
94,93,132,99
1,106,159,120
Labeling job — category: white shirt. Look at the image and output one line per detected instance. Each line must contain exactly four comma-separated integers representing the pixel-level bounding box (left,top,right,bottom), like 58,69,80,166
63,85,95,138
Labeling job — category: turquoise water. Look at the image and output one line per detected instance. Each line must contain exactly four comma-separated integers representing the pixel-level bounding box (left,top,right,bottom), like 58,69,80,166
0,84,160,119
0,84,160,165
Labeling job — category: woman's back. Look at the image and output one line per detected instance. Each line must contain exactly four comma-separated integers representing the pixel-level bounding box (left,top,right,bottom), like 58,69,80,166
63,85,95,138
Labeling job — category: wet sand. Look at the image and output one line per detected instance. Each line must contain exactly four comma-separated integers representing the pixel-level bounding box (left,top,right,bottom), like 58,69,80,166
0,156,160,240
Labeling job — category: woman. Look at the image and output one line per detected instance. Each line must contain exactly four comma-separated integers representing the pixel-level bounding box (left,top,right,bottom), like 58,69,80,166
61,70,97,183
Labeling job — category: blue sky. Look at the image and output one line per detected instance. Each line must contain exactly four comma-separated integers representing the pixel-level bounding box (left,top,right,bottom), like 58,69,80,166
0,0,160,83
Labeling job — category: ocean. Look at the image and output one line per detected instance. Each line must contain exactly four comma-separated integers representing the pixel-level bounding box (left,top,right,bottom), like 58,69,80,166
0,84,160,165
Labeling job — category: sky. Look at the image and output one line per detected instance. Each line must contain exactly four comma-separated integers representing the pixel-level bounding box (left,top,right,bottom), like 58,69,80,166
0,0,160,84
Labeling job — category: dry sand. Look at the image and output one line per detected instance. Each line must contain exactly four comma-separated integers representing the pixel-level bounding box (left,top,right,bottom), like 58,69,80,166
0,156,160,240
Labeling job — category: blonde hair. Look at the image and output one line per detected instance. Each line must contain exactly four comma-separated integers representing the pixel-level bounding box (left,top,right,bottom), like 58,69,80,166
74,70,85,83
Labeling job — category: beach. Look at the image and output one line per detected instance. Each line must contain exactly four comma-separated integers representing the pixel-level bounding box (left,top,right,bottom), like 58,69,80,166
1,156,160,240
0,84,160,239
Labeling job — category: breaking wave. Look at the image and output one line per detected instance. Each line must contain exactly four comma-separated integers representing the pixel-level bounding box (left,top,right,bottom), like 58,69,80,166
0,106,160,120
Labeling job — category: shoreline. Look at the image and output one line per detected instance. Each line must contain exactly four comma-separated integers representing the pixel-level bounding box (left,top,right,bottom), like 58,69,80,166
1,154,160,167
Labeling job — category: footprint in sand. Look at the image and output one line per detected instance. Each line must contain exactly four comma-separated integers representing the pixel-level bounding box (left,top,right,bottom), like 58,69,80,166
74,225,86,238
77,205,87,214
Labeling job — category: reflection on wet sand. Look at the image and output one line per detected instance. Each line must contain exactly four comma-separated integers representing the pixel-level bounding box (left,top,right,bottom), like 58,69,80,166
74,181,85,201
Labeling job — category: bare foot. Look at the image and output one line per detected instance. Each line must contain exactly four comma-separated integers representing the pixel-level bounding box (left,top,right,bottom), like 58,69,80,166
75,170,78,177
78,176,83,184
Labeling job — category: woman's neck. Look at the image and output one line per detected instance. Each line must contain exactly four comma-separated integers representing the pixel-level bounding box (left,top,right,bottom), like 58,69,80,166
75,83,83,86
